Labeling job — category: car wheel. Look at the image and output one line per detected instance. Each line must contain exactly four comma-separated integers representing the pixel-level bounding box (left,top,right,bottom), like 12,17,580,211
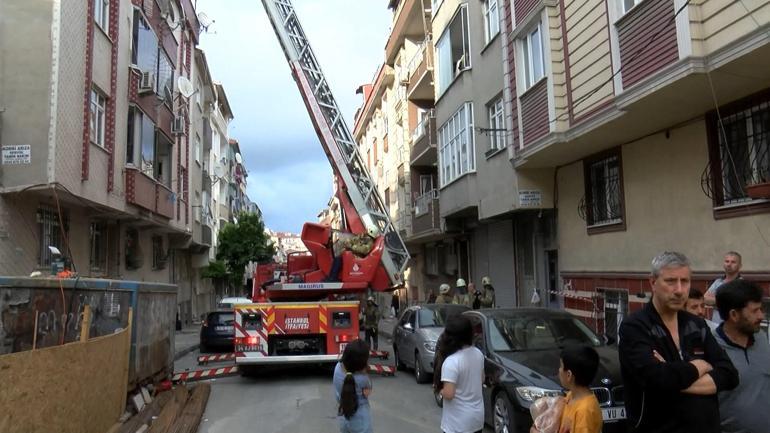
393,345,406,371
493,392,515,433
414,352,429,383
433,389,443,408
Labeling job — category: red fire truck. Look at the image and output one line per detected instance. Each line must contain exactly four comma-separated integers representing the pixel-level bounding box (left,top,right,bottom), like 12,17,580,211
232,0,410,371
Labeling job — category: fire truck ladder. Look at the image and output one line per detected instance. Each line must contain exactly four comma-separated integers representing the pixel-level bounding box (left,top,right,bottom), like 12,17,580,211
261,0,410,286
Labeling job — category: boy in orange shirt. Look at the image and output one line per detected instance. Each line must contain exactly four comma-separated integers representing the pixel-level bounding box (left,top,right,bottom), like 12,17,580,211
556,346,603,433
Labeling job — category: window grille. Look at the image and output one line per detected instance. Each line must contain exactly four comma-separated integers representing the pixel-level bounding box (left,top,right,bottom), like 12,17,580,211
583,154,623,226
37,207,68,266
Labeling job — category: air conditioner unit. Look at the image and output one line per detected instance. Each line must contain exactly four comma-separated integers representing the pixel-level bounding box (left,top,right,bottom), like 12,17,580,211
139,71,155,94
171,116,185,135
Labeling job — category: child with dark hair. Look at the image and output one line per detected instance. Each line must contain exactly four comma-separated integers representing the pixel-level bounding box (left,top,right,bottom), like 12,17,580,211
433,315,484,433
556,346,602,433
332,339,372,433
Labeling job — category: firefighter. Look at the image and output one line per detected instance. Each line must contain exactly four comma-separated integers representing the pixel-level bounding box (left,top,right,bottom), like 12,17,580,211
363,296,380,350
478,276,496,308
452,278,471,307
435,284,453,304
326,227,378,282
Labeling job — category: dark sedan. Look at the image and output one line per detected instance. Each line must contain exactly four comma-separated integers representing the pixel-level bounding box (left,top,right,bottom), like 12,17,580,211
460,308,626,433
200,311,235,352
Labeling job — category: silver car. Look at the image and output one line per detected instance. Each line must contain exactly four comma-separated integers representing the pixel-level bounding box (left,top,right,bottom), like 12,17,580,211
392,303,470,383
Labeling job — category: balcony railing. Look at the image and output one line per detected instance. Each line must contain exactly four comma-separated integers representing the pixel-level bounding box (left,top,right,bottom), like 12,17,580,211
406,40,427,78
125,166,176,219
411,111,437,166
155,183,175,219
412,189,441,235
412,109,435,142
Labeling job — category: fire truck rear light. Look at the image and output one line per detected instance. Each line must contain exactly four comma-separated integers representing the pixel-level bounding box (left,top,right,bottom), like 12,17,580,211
235,336,260,345
336,334,355,343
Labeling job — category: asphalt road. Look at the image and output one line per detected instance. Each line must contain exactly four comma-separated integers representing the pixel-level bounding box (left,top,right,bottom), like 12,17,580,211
173,340,488,433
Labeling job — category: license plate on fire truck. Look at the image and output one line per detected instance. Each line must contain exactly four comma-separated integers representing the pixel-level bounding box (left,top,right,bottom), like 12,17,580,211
236,344,260,352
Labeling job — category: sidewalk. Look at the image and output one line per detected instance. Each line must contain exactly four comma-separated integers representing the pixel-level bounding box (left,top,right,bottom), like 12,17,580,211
174,324,200,360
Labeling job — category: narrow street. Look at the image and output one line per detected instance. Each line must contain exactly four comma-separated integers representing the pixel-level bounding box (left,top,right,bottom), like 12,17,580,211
173,337,469,433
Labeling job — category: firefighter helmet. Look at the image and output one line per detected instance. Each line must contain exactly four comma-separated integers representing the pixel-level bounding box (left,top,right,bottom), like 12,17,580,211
482,276,491,286
367,225,379,238
456,278,467,287
439,283,451,294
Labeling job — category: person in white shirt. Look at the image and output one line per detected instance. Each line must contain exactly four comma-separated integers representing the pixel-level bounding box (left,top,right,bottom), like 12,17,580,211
433,315,484,433
704,251,742,322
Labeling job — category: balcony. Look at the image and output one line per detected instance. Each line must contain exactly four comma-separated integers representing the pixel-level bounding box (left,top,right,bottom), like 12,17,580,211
125,166,175,219
410,110,437,166
202,224,212,246
410,189,441,240
406,39,434,105
385,0,431,66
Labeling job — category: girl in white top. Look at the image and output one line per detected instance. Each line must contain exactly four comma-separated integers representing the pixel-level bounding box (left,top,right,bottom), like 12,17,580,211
433,315,485,433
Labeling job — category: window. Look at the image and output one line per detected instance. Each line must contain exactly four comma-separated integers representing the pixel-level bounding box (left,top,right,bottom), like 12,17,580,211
90,88,106,148
373,140,378,165
384,187,391,212
194,133,201,164
483,0,500,43
583,149,624,229
157,50,174,103
90,222,107,273
195,77,203,106
195,192,201,222
487,97,506,151
152,235,166,269
621,0,643,14
708,95,770,206
436,6,471,95
37,206,68,267
521,23,545,89
439,102,475,186
425,245,439,275
132,11,158,74
94,0,109,32
127,109,156,176
155,133,172,186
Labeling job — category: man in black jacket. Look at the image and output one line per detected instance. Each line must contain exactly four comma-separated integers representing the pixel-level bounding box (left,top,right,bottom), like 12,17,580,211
618,251,738,433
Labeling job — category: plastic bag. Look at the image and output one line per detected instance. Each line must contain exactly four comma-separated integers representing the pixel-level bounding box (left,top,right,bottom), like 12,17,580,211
529,396,565,433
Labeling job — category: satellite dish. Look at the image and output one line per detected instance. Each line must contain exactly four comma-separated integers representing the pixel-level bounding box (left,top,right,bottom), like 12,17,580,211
213,165,224,178
235,153,243,164
198,12,215,32
177,76,194,98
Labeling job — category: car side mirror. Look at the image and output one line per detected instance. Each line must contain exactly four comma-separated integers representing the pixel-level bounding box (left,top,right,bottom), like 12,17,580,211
404,323,413,331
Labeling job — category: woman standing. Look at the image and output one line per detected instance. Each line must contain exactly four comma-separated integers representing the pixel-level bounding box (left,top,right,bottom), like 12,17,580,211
333,339,373,433
433,315,484,433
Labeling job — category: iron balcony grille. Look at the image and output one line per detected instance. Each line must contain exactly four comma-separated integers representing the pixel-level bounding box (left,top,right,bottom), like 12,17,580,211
579,155,623,226
702,96,770,204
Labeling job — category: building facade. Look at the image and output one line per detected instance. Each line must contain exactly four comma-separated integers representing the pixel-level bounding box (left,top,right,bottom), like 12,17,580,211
503,0,770,336
0,0,245,324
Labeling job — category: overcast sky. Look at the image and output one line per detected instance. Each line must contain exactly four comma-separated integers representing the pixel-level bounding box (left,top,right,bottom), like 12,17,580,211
195,0,391,233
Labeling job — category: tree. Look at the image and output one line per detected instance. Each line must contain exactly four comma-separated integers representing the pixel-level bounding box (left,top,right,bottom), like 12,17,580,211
215,211,275,288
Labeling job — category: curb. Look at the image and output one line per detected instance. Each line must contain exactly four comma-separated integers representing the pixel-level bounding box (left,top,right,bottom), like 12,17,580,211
174,343,200,361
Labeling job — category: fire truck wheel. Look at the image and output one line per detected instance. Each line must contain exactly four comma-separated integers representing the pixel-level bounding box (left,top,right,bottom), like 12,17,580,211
414,353,429,384
393,346,406,371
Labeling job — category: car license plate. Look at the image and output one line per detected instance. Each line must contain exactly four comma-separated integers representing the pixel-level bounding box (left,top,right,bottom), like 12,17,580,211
602,406,626,422
235,345,259,353
216,325,233,332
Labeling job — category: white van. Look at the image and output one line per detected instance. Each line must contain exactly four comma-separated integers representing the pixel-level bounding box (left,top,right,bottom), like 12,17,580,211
217,297,253,310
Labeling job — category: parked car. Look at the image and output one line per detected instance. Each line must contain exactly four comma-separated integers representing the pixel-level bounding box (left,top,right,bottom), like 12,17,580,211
200,311,236,352
449,308,626,433
393,303,470,383
217,296,253,309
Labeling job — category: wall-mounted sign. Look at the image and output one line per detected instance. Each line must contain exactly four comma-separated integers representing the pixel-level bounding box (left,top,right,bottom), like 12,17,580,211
519,190,542,207
2,145,31,165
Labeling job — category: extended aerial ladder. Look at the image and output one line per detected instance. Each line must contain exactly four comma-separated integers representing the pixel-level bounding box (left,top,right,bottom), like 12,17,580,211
260,0,410,290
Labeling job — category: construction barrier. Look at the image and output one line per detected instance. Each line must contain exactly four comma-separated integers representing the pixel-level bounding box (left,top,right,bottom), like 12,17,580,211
197,353,236,365
369,350,389,359
368,363,395,376
172,365,240,383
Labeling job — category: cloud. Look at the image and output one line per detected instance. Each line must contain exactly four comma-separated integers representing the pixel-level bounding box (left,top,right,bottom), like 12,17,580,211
197,0,390,233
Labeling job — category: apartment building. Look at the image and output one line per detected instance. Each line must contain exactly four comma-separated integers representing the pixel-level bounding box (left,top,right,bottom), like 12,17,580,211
0,0,238,323
503,0,770,337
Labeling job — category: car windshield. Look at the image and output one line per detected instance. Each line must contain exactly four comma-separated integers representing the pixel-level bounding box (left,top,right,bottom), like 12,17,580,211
418,305,468,327
488,314,601,351
209,313,234,326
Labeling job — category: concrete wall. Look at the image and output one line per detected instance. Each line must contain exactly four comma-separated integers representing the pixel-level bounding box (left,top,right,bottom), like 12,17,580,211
558,120,770,273
690,0,770,57
0,1,54,188
473,220,517,306
562,0,614,117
